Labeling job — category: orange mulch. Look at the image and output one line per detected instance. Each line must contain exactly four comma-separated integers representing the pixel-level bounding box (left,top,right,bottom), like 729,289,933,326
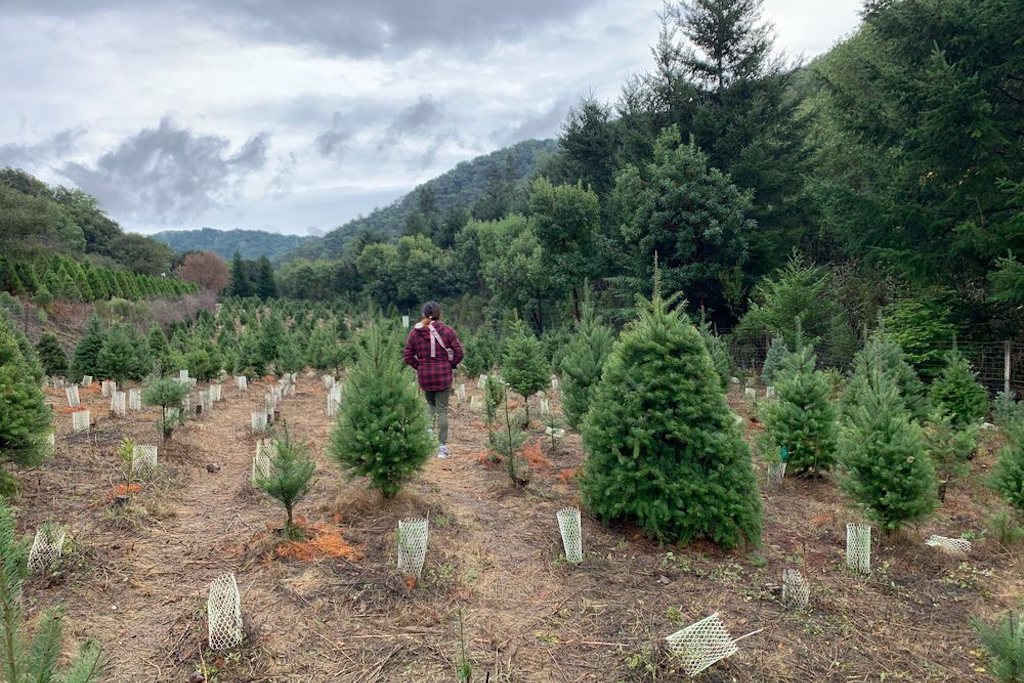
274,520,363,562
55,405,90,414
521,441,552,470
556,468,577,482
106,483,143,502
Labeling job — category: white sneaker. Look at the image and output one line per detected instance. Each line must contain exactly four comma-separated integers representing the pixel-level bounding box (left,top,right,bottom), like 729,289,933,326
437,444,449,459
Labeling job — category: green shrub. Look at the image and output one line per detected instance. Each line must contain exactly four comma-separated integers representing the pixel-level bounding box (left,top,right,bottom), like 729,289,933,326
843,332,929,421
993,422,1024,512
35,333,68,377
559,298,614,429
972,613,1024,683
255,426,315,540
142,378,188,440
994,391,1024,428
501,319,549,420
579,281,761,549
0,319,52,494
923,409,979,484
760,337,790,386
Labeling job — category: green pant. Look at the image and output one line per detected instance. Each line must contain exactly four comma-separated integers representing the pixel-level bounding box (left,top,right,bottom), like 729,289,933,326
425,388,451,445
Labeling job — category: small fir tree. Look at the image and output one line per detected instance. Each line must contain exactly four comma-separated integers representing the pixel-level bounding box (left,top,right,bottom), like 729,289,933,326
328,326,433,498
147,325,171,376
10,324,44,386
840,369,938,531
142,378,189,440
489,392,528,486
278,332,305,375
843,332,929,422
929,350,989,428
35,333,68,378
258,314,286,374
559,296,614,429
97,325,151,383
697,316,731,392
759,344,838,475
484,374,505,427
924,409,979,487
972,612,1024,683
993,421,1024,513
579,273,761,548
0,322,52,494
255,426,315,540
761,336,791,386
69,315,106,382
501,319,549,421
0,499,104,682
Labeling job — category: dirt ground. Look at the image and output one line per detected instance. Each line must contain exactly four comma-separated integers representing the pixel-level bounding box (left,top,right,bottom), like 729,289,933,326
13,375,1020,682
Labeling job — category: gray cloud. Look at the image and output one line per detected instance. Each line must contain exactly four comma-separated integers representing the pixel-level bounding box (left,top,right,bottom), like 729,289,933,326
0,128,83,168
386,96,444,139
493,97,574,146
60,117,269,223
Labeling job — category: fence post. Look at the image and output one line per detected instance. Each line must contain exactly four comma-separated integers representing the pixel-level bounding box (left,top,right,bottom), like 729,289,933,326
1006,341,1013,395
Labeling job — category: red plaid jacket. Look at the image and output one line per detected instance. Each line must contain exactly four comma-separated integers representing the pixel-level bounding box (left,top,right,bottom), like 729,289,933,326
403,320,464,392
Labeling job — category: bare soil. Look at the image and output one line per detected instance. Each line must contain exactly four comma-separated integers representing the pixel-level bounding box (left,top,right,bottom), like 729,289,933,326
14,377,1019,682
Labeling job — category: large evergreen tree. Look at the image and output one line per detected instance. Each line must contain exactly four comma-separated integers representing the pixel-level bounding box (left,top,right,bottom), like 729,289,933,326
579,276,761,548
0,320,52,494
226,251,252,298
328,326,433,498
97,325,151,383
929,351,989,428
840,368,937,531
35,333,68,377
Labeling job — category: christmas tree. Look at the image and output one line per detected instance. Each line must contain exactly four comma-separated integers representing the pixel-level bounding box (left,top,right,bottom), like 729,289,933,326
501,319,549,421
579,274,761,548
843,332,928,421
759,343,838,475
761,336,791,386
69,315,106,382
559,295,614,429
97,325,151,383
147,325,171,376
698,317,731,392
142,378,189,440
0,320,52,494
929,350,989,428
328,325,433,498
255,426,316,539
35,332,68,377
278,331,306,375
11,324,44,386
993,421,1024,512
840,368,937,531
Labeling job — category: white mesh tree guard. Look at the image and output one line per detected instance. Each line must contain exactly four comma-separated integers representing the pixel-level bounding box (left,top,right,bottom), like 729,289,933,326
540,397,550,415
402,315,410,328
744,387,757,400
200,389,213,414
252,441,275,482
456,383,466,401
46,432,55,449
110,391,127,417
323,374,335,389
235,375,248,391
101,379,116,397
251,412,267,432
132,445,158,475
72,410,90,433
782,569,809,609
846,523,871,574
925,535,972,554
766,462,786,488
65,385,80,407
477,374,488,389
397,518,429,579
665,613,739,676
265,407,275,425
283,381,295,398
81,375,93,387
207,573,243,651
551,376,559,393
28,525,66,573
188,377,197,387
326,386,343,417
167,408,181,424
210,383,223,402
765,385,776,399
128,388,141,411
182,396,191,414
556,507,582,564
469,396,478,411
179,369,189,381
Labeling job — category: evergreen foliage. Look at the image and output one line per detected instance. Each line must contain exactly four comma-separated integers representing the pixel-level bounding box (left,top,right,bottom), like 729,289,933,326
501,319,549,419
68,316,106,382
0,320,52,494
994,391,1024,428
843,332,929,422
924,409,979,485
972,613,1024,683
255,426,315,539
929,351,989,428
559,296,614,429
993,422,1024,513
35,333,67,377
146,325,171,376
483,374,505,428
759,344,838,475
760,336,790,386
328,326,433,498
698,318,731,392
839,369,937,531
0,499,104,682
579,276,761,548
96,325,151,383
142,378,188,440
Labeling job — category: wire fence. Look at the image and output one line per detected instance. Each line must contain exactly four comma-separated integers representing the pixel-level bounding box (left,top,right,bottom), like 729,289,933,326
728,336,1024,397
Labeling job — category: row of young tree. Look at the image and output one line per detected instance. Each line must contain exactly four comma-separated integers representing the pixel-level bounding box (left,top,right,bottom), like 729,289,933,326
276,0,1023,347
0,253,197,304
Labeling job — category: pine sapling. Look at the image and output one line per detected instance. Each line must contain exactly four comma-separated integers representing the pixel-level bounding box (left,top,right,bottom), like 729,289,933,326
484,374,505,427
923,409,979,499
929,350,989,428
255,425,315,540
142,378,188,440
489,393,527,486
502,319,549,422
972,612,1024,683
993,422,1024,513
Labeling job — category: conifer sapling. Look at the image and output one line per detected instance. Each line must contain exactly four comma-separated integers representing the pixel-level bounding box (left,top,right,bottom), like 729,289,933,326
559,293,614,429
255,425,315,540
501,319,549,422
142,378,189,440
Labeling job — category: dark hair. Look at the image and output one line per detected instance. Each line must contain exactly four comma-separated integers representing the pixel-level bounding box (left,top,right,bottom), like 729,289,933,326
422,301,441,320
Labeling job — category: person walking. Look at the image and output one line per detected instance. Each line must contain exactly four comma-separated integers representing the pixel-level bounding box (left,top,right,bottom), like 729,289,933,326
403,301,464,458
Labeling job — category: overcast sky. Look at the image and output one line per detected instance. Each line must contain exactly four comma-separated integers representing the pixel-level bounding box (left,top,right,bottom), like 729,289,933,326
0,0,863,236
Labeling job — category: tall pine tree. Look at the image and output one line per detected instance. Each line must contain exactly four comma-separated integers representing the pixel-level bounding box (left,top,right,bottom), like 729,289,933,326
35,332,68,377
579,273,761,548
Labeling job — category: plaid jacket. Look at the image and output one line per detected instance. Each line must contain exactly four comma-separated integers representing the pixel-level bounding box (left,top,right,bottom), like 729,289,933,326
403,320,464,392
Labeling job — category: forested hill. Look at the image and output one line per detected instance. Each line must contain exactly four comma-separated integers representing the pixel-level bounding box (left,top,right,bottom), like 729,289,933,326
152,228,313,261
290,138,558,260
